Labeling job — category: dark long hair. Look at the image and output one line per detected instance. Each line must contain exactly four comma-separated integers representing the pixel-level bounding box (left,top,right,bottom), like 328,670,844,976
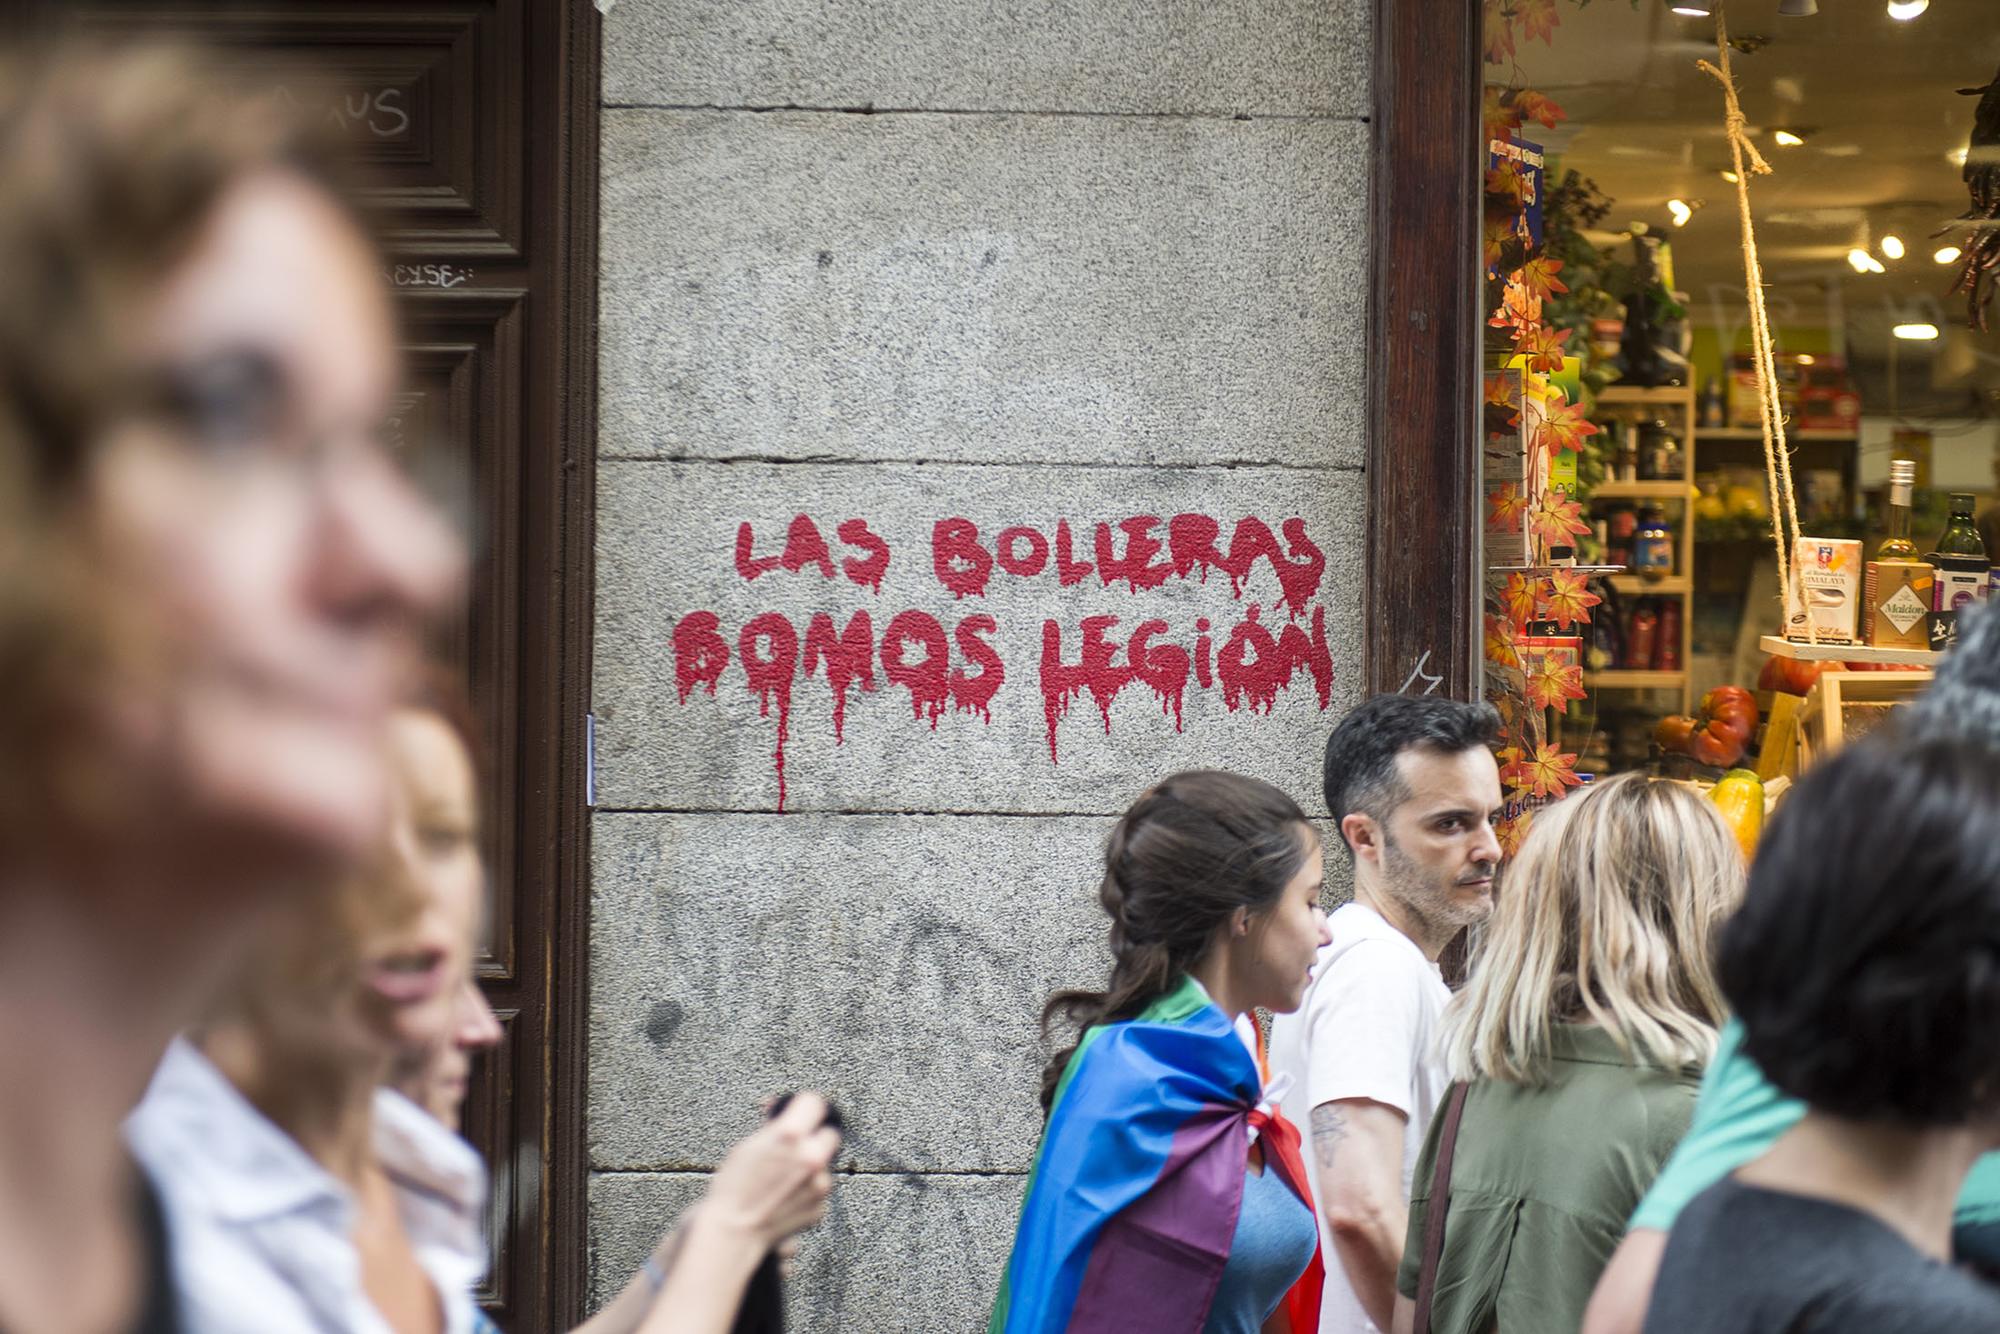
1038,770,1315,1111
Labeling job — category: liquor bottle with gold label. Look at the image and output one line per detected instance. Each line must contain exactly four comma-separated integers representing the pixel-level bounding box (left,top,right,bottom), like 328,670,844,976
1865,459,1934,648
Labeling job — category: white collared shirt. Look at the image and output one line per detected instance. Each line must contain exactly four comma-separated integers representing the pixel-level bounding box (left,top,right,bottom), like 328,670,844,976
127,1038,488,1334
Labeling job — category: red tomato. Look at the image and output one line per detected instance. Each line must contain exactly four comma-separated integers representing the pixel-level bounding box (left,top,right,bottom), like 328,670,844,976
1655,715,1697,753
1689,719,1746,769
1757,656,1831,696
1702,688,1760,746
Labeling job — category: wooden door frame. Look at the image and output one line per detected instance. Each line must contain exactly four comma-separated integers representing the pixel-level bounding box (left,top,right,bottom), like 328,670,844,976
1364,0,1483,701
528,1,598,1325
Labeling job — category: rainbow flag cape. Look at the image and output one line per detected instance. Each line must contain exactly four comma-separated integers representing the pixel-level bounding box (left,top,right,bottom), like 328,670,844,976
989,976,1323,1333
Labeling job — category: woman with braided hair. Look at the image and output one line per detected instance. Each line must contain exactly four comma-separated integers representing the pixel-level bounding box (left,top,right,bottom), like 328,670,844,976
991,770,1334,1334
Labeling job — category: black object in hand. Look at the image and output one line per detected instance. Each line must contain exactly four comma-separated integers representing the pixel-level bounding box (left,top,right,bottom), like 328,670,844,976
731,1093,844,1334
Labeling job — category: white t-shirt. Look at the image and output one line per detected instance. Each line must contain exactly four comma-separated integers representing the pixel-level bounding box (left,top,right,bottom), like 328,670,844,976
1267,902,1452,1334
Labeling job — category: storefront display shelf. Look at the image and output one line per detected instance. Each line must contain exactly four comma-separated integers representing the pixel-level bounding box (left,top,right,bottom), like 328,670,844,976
1759,635,1938,667
1701,427,1858,444
1595,386,1697,407
1581,670,1688,690
1609,575,1690,596
1592,481,1696,501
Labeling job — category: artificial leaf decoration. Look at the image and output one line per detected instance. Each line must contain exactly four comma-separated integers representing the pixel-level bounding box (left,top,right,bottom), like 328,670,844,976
1539,567,1602,629
1487,483,1529,534
1516,0,1561,46
1524,654,1588,712
1499,571,1542,626
1484,212,1521,273
1495,811,1532,858
1483,86,1524,144
1529,489,1591,548
1489,279,1543,334
1512,89,1568,130
1486,160,1534,210
1484,613,1522,669
1483,9,1517,65
1519,743,1584,799
1516,255,1570,302
1495,745,1529,789
1535,396,1601,456
1512,321,1572,373
1485,371,1523,424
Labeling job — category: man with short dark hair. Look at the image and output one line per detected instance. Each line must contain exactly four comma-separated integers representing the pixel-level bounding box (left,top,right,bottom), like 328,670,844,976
1269,695,1504,1334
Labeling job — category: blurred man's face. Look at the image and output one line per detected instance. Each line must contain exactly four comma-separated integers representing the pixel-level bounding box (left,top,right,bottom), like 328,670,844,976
1372,746,1504,936
88,170,462,872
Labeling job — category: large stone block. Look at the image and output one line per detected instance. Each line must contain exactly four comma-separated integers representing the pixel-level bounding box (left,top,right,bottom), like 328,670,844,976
599,111,1368,468
593,461,1362,814
601,0,1370,118
589,1170,1026,1330
589,812,1116,1173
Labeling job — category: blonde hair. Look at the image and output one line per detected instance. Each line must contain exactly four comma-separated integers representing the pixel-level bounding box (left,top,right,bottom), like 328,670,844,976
1442,773,1744,1084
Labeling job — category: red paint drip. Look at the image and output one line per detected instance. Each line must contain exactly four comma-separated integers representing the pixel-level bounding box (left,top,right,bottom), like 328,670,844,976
931,518,993,599
1037,615,1130,762
1166,514,1325,618
780,514,836,579
739,613,799,810
1127,619,1190,732
1216,603,1333,714
734,523,781,580
1094,516,1175,593
672,611,731,703
949,615,1005,722
803,610,876,743
837,519,890,592
882,610,951,728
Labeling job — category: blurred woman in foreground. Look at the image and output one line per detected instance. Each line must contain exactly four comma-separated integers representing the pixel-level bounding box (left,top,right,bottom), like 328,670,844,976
377,678,845,1334
1390,774,1743,1334
0,38,459,1333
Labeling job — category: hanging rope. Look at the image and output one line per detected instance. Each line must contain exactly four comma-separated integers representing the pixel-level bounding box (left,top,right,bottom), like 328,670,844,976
1698,5,1814,642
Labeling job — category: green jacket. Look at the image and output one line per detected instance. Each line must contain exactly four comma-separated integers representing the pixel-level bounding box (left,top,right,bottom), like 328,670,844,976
1395,1024,1700,1334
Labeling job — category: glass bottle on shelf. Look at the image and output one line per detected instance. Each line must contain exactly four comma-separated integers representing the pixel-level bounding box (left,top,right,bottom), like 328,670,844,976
1632,506,1675,578
1927,492,1990,612
1636,418,1682,482
1864,458,1933,649
1653,599,1682,672
1623,600,1659,670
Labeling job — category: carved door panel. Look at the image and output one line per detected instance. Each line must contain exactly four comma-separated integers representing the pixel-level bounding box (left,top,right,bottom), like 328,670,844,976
66,3,597,1329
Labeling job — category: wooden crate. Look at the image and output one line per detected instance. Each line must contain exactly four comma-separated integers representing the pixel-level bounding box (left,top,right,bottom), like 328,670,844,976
1796,671,1933,769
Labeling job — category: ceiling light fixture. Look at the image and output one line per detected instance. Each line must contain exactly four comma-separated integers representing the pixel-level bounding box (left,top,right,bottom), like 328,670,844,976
1886,0,1929,18
1881,235,1906,259
1669,0,1714,14
1795,355,1817,366
1893,323,1941,340
1778,0,1818,12
1720,170,1741,184
1848,248,1886,274
1774,130,1807,147
1950,146,1970,167
1668,199,1694,227
1937,246,1964,264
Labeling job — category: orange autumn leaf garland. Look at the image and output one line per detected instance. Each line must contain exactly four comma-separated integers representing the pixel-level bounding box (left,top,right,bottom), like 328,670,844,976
1535,394,1600,456
1539,567,1602,630
1528,489,1590,548
1524,654,1588,713
1516,743,1585,800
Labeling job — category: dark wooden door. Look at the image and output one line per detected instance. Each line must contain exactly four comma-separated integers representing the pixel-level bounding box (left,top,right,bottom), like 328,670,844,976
62,4,599,1328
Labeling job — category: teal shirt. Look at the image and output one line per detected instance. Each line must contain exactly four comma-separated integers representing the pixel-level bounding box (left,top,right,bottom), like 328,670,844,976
1631,1019,2000,1260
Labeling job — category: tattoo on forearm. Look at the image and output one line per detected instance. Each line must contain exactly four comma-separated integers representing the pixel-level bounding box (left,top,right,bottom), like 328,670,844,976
1310,1103,1348,1178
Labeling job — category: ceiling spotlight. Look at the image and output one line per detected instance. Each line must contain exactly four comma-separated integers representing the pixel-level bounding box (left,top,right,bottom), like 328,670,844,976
1779,0,1817,12
1881,235,1906,259
1795,355,1817,366
1893,323,1941,340
1774,130,1807,147
1886,0,1929,18
1950,146,1970,167
1669,0,1714,13
1720,170,1741,184
1937,246,1964,264
1667,199,1694,227
1848,248,1886,274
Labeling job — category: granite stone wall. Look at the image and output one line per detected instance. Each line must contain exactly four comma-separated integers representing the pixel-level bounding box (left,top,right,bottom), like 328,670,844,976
590,5,1373,1327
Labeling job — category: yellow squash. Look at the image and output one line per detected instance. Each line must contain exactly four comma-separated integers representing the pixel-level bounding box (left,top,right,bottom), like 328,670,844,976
1708,768,1765,864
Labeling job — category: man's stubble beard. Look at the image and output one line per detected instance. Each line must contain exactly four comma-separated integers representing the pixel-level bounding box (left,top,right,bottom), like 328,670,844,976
1379,834,1492,944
